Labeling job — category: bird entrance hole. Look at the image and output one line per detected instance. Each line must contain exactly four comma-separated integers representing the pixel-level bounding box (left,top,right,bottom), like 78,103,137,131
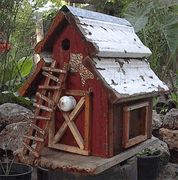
61,38,70,50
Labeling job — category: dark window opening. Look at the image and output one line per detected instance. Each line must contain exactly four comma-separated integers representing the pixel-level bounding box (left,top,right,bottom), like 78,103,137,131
61,38,70,50
122,102,149,148
129,107,146,139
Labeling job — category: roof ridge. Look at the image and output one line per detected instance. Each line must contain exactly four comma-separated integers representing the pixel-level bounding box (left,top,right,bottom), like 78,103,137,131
60,5,132,27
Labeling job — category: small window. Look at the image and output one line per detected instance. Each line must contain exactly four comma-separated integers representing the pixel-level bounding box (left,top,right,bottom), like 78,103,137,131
122,102,149,148
61,38,70,50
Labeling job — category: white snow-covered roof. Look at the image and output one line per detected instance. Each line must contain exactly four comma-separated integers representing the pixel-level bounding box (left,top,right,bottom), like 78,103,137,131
62,6,131,26
61,6,152,58
94,58,168,96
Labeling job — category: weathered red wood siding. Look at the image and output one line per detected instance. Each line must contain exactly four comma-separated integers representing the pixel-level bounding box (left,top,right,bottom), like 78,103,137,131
51,23,110,157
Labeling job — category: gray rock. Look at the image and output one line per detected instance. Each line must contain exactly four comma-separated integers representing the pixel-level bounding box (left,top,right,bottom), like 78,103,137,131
152,110,163,130
0,103,33,152
157,162,178,180
0,103,33,125
159,128,178,150
149,138,170,166
163,108,178,129
0,121,30,152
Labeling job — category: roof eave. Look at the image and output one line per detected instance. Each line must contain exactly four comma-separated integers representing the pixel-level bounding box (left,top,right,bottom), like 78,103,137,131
112,89,170,104
35,12,66,54
96,51,152,59
84,56,169,104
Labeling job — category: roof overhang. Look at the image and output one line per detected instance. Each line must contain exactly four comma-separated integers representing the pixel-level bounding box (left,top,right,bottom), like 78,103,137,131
35,12,66,54
92,57,169,102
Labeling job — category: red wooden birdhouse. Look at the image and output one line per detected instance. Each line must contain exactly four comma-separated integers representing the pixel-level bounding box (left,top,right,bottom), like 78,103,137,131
19,6,168,159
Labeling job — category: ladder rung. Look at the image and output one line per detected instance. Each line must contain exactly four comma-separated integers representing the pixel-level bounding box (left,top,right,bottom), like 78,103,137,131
42,72,60,83
24,135,44,142
30,115,51,121
42,67,66,74
33,103,53,112
30,123,45,135
36,92,54,105
23,142,39,158
38,85,61,90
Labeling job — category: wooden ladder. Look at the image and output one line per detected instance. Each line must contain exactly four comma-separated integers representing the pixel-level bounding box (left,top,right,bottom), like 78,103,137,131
22,60,69,158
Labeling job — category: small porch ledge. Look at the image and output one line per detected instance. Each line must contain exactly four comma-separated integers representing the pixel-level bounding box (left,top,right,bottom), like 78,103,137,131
18,137,158,175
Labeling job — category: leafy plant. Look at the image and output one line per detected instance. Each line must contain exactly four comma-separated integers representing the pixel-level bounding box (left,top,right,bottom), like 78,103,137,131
0,0,35,92
0,56,33,92
0,145,15,175
137,148,161,157
124,0,178,86
0,92,33,110
170,92,178,107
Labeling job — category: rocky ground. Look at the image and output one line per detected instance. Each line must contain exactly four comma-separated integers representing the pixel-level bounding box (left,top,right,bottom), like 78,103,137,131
153,107,178,180
0,103,32,152
157,162,178,180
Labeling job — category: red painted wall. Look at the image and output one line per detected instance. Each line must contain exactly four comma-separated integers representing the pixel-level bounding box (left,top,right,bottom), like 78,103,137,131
51,23,110,157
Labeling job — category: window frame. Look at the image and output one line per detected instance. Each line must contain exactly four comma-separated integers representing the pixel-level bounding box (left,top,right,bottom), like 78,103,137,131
122,102,149,148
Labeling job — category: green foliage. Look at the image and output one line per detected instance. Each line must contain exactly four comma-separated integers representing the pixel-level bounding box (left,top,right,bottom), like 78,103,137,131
10,0,35,60
124,2,151,32
0,92,33,110
0,55,33,92
43,9,58,34
89,0,132,16
137,148,161,157
170,92,178,107
124,0,178,84
0,0,35,92
17,57,33,78
0,0,65,93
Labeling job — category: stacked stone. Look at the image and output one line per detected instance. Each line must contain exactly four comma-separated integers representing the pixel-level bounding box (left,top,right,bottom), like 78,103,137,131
0,103,33,152
159,109,178,150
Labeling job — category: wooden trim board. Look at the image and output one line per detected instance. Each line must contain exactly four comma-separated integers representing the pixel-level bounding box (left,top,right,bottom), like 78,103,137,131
122,101,149,148
18,59,45,96
48,143,89,155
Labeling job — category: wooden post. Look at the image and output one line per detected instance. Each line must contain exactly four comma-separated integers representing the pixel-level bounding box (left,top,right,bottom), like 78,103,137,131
34,12,44,64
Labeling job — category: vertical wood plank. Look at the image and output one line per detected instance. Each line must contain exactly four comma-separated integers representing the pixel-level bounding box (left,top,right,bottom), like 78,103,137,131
122,109,130,148
108,103,114,157
48,112,55,146
84,92,91,153
147,99,152,138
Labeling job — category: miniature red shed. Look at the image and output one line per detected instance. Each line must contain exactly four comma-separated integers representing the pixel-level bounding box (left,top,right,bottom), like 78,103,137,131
19,6,168,159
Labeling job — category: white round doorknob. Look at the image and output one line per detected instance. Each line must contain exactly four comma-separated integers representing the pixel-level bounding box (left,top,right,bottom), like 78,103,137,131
58,96,76,112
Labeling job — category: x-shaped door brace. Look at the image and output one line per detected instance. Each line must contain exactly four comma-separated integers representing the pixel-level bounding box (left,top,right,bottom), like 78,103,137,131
52,97,85,149
48,89,91,155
